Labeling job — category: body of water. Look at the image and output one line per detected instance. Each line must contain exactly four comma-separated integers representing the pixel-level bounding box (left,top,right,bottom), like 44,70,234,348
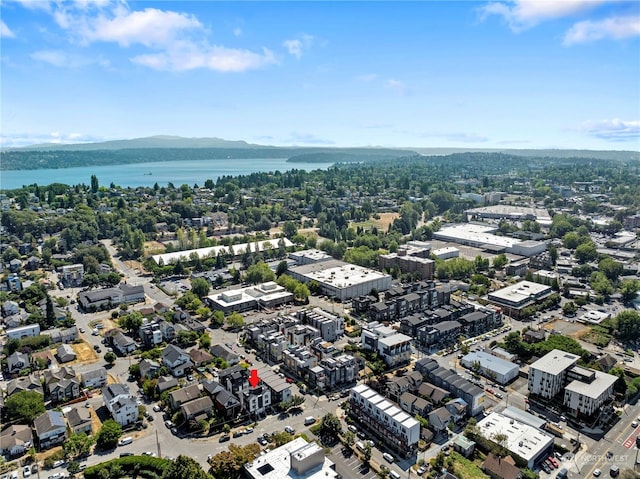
0,158,332,190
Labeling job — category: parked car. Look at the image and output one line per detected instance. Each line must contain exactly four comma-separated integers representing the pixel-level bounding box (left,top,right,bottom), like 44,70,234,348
382,453,395,463
153,405,161,412
257,436,268,446
219,434,230,443
284,426,295,434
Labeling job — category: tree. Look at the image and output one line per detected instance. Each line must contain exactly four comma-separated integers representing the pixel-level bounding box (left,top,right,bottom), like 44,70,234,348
104,351,117,365
95,419,122,450
276,260,288,277
492,254,508,269
211,310,225,327
199,332,211,350
244,261,276,285
563,301,578,317
90,175,99,193
191,277,210,298
599,257,623,282
226,312,244,330
319,413,342,439
5,391,45,423
163,455,213,479
63,432,95,459
209,444,260,478
119,310,143,335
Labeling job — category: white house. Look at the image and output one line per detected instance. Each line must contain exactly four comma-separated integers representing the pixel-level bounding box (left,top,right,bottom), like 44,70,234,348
161,344,193,377
81,366,108,389
102,384,138,427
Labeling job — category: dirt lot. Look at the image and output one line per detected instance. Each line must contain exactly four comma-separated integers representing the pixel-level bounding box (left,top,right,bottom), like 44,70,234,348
543,319,589,338
143,240,166,255
72,341,100,363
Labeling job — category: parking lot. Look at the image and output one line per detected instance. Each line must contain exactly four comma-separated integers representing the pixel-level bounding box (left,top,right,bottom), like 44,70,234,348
328,446,378,479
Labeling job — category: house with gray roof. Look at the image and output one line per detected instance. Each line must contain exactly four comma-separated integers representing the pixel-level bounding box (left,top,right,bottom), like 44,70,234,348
7,351,29,374
210,344,239,366
66,406,92,435
6,375,43,397
162,344,192,377
102,383,138,426
156,376,179,394
44,367,80,403
181,396,214,421
169,384,201,410
0,425,33,457
428,406,453,434
34,410,67,450
81,366,107,389
139,359,160,379
56,343,76,363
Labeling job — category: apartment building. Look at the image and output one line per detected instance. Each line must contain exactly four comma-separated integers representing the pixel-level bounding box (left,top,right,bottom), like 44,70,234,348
349,384,420,456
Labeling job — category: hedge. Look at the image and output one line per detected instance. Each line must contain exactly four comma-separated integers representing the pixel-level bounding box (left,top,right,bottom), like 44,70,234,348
83,455,171,479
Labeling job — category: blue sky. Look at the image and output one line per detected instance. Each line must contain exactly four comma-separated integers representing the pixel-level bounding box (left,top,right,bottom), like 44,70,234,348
1,0,639,150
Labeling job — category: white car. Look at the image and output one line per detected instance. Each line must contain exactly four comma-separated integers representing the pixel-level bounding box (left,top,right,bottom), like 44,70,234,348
284,426,295,434
632,421,638,428
153,405,161,412
593,469,601,477
383,452,395,463
23,466,31,478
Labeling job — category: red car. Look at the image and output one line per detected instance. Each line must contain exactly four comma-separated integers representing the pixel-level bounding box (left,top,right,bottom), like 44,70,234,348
286,377,294,383
549,456,559,468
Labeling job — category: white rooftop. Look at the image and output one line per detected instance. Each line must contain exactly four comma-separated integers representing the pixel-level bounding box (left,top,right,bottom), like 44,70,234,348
489,281,552,303
244,437,337,479
530,349,580,376
477,412,554,464
378,333,412,347
152,238,294,265
565,370,618,399
434,223,520,248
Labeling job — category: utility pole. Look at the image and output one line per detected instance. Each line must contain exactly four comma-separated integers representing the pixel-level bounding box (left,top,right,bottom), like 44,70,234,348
156,429,161,458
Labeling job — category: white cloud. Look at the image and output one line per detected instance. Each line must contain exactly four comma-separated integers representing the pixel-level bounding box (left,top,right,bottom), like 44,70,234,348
385,79,410,95
478,0,607,32
582,118,640,141
82,7,203,47
30,49,110,68
132,42,277,72
1,20,15,38
233,27,242,37
563,14,640,44
28,2,277,73
283,34,314,59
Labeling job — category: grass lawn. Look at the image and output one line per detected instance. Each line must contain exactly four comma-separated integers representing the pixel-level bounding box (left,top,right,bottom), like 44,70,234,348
578,328,611,347
447,452,489,479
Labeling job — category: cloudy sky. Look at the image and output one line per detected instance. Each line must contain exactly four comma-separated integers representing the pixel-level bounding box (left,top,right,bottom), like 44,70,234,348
1,0,639,149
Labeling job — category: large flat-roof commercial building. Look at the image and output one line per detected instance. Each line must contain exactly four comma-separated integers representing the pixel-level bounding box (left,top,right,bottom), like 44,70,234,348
152,238,294,265
477,412,554,469
349,383,420,456
245,437,338,479
433,224,546,257
465,205,552,226
487,281,553,318
206,282,293,313
460,351,519,385
288,259,392,301
528,349,580,399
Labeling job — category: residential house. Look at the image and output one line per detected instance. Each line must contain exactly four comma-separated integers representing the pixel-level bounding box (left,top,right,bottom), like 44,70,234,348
169,384,202,410
158,320,176,342
56,343,76,363
102,384,138,427
181,396,214,421
156,376,179,394
66,407,93,435
445,398,468,423
7,351,29,375
210,344,239,366
453,435,476,458
0,425,33,457
111,331,136,355
81,367,107,389
522,330,546,344
139,359,160,379
46,326,79,344
482,453,522,479
25,256,41,271
6,375,43,397
203,380,242,418
44,367,81,403
428,407,453,434
189,348,214,368
33,411,67,450
417,382,450,406
2,300,19,316
162,344,193,377
399,392,431,417
139,320,164,348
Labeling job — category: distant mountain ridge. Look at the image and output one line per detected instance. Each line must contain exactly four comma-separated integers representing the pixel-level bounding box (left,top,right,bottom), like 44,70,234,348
6,135,267,151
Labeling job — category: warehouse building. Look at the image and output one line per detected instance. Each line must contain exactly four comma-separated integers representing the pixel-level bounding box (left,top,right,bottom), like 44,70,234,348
433,224,547,257
206,281,293,313
461,350,519,385
288,259,392,301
